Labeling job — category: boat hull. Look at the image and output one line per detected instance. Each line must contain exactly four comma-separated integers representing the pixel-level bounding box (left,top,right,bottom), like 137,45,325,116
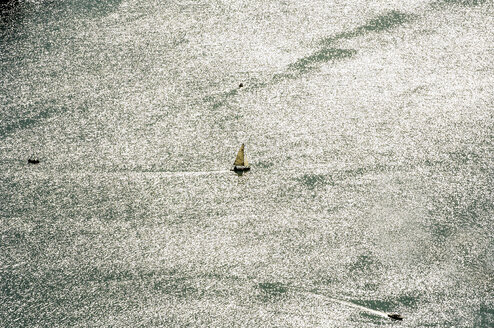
232,166,250,172
388,314,403,321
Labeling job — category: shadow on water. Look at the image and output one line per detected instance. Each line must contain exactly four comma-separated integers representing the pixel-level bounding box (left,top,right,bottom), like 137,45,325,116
234,170,245,177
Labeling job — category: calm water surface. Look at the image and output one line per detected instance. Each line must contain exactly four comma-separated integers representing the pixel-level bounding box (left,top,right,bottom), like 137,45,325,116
1,0,493,327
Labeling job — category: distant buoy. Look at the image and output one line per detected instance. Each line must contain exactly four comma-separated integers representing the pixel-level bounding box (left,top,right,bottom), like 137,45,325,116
388,314,403,321
239,83,243,88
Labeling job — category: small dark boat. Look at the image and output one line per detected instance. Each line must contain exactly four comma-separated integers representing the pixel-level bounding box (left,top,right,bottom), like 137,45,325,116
388,313,403,321
231,144,250,172
28,159,39,164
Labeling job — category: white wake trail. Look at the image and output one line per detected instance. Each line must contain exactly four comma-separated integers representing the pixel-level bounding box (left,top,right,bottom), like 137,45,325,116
313,294,389,318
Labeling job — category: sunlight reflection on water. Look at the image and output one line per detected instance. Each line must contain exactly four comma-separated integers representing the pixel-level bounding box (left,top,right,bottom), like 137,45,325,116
1,0,493,327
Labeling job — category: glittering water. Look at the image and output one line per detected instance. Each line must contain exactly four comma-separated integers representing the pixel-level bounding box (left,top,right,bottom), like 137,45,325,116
1,0,493,327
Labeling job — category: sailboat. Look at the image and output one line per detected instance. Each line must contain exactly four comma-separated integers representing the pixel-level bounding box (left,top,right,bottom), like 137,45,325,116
231,144,250,172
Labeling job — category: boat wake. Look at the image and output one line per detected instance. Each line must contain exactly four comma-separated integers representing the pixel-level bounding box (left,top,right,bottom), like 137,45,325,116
284,285,390,319
157,169,230,177
311,294,389,319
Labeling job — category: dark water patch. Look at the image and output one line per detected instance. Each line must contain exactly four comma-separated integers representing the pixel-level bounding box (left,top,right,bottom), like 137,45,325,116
211,10,416,106
1,0,122,42
43,0,123,19
0,0,23,38
288,47,357,74
202,77,269,111
447,149,482,165
297,173,334,190
321,10,416,45
153,278,199,298
0,101,66,137
422,158,444,167
435,0,488,6
359,10,416,33
1,270,34,299
312,275,340,288
85,267,136,284
0,0,18,5
0,266,87,326
337,163,403,181
341,166,370,178
1,279,40,326
345,254,385,291
254,160,275,169
396,294,421,308
476,305,494,327
272,71,296,82
0,0,19,14
429,221,457,242
348,254,379,272
411,85,429,94
346,254,384,282
0,0,19,13
204,88,240,110
257,282,288,302
425,170,494,245
352,299,394,313
0,114,47,136
0,264,156,326
430,186,493,225
320,30,361,45
0,227,28,246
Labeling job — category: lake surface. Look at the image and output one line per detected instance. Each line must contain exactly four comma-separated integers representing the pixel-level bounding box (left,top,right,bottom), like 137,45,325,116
1,0,493,327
